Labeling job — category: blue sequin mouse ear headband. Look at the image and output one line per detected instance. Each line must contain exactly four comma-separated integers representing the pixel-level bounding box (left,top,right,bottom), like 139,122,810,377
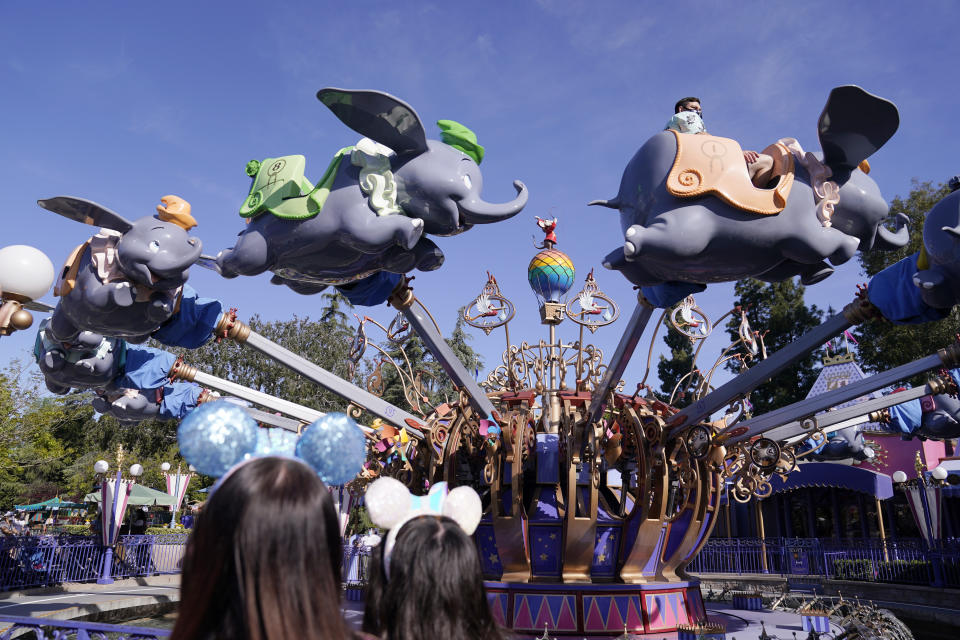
364,477,482,578
177,400,367,485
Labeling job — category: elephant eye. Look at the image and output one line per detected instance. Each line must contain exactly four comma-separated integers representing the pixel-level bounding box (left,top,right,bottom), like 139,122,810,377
462,174,472,190
148,240,160,253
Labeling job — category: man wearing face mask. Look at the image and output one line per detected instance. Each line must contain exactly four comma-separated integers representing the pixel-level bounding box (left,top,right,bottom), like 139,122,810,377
666,97,774,187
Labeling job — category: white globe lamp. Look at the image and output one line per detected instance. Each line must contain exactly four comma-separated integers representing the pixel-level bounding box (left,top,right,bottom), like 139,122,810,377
932,466,949,481
94,460,110,474
892,470,908,483
160,462,171,472
0,245,55,301
129,463,144,477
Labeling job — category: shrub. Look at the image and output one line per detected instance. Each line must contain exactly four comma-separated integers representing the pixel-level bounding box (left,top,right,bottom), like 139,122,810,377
831,559,874,581
56,525,93,536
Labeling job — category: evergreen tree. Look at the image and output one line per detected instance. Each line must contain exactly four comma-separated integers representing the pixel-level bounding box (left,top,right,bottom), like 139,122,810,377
855,179,959,373
657,323,698,407
724,278,823,415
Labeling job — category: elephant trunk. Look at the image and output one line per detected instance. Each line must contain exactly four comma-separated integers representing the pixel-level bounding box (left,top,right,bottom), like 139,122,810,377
873,213,910,250
457,180,528,224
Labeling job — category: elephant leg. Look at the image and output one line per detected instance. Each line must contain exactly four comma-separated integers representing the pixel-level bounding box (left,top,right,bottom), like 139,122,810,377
781,228,858,267
622,217,711,262
217,229,272,278
49,309,79,343
343,209,425,252
412,237,444,272
269,274,329,296
602,247,663,287
45,380,71,395
799,261,835,285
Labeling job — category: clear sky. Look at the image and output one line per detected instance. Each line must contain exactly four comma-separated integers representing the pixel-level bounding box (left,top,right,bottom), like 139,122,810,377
1,1,958,400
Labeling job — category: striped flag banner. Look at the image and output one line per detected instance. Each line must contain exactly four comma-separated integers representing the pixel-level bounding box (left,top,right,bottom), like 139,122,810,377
101,476,133,546
164,472,192,513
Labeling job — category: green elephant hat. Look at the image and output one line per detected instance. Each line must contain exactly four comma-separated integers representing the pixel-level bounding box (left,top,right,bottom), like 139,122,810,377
437,119,485,165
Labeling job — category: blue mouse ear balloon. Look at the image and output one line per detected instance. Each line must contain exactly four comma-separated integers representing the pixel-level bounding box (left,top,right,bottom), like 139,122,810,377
178,401,258,477
296,413,367,486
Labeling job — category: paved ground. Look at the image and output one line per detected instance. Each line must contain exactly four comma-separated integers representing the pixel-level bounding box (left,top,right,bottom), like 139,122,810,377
0,575,179,632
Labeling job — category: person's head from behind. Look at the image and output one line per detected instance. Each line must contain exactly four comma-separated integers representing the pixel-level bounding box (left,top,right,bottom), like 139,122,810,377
675,96,702,115
364,515,502,640
171,457,347,640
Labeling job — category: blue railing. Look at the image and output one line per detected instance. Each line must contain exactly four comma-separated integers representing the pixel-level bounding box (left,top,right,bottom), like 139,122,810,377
0,614,170,639
0,534,188,592
688,537,960,587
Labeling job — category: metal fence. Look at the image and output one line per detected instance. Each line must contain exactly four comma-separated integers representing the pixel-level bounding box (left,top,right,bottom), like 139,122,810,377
342,543,373,586
0,614,170,639
688,537,960,587
0,534,188,592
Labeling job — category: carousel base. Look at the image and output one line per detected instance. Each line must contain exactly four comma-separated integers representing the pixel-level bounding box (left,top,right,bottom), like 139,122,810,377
484,580,707,636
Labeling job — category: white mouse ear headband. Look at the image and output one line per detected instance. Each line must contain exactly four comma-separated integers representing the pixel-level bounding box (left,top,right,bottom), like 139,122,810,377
365,478,482,577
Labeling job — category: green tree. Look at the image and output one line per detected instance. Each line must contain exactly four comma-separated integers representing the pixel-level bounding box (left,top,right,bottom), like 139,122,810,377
0,362,100,507
855,179,958,373
164,300,358,415
724,279,823,414
657,323,698,407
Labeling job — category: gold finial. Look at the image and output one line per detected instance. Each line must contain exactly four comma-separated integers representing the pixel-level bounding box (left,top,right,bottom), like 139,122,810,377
156,195,198,231
915,451,925,479
116,444,125,468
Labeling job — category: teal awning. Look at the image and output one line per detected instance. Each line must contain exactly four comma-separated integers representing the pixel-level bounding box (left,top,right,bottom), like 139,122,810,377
14,497,86,511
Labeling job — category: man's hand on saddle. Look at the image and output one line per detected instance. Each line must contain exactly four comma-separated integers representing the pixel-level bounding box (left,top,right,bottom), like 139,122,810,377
743,150,761,164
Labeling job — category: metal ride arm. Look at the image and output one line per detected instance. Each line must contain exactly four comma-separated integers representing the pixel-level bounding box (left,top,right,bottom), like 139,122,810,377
213,313,425,439
169,358,322,424
171,359,386,435
586,294,655,424
388,277,497,419
667,298,876,437
764,376,952,444
724,345,960,445
243,406,307,432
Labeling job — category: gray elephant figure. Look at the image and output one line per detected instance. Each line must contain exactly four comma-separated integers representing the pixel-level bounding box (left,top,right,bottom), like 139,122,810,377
866,182,960,324
214,88,527,298
807,425,874,462
913,186,960,309
916,393,960,439
92,388,161,424
592,86,907,303
37,195,202,342
33,318,122,394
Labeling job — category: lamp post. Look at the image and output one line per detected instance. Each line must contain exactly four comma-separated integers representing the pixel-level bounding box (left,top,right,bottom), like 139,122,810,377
0,245,55,337
892,454,947,586
161,462,193,527
94,448,143,584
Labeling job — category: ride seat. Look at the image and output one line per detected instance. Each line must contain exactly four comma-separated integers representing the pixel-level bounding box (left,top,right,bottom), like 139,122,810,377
665,129,795,215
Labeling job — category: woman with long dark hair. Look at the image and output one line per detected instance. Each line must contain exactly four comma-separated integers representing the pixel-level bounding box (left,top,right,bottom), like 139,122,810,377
171,456,360,640
362,515,504,640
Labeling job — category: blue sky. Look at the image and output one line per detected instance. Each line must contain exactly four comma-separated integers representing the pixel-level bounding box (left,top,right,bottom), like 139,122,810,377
2,1,958,400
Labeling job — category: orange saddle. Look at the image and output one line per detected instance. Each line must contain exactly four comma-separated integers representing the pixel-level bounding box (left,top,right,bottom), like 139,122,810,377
665,129,795,215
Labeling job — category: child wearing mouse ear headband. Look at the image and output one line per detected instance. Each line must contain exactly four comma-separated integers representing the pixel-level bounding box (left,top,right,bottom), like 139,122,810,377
362,478,504,640
365,478,482,577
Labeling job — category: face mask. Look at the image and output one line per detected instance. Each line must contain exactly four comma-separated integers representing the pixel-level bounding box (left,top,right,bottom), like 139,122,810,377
667,110,705,134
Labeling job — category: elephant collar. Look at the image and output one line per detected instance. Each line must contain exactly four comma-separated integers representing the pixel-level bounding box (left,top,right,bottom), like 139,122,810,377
665,130,795,216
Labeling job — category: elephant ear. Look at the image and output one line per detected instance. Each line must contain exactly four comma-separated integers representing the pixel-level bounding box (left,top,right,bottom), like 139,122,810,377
817,85,899,183
37,196,133,233
317,88,428,156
